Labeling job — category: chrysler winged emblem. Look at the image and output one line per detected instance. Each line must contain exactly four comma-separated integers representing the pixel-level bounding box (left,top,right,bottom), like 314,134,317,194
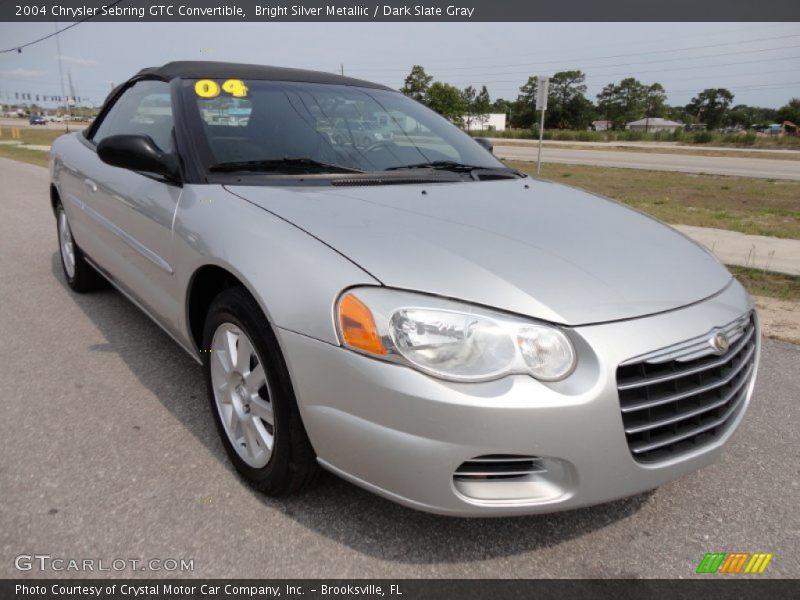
709,331,731,355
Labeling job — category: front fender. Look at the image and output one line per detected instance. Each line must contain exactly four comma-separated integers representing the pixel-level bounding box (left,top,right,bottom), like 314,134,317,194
172,185,379,348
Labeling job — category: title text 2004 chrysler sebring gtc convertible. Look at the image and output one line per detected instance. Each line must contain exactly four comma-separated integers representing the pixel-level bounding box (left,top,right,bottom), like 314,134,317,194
49,62,759,516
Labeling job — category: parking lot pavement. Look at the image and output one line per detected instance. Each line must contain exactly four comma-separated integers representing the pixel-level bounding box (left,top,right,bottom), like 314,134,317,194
1,157,798,578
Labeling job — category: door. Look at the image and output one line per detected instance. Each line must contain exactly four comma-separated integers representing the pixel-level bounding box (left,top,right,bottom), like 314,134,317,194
77,80,184,335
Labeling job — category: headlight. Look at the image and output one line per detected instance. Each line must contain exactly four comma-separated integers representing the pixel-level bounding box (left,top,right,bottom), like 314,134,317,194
336,288,576,382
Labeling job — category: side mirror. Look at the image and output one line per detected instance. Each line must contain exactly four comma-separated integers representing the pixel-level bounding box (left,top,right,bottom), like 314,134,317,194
474,137,494,153
97,134,179,182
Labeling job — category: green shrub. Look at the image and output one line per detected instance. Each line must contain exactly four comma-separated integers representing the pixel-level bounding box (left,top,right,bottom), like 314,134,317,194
691,131,714,144
619,130,646,141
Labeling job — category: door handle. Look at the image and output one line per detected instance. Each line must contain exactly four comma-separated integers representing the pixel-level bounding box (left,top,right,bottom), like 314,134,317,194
84,178,97,193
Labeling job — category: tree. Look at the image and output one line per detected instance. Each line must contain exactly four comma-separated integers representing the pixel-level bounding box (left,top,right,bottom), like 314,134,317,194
666,105,693,125
400,65,433,103
776,98,800,125
510,76,538,128
550,70,587,106
643,83,668,119
596,78,652,129
727,104,777,128
546,70,594,129
462,85,492,129
475,85,491,119
425,82,465,122
491,98,511,114
686,88,734,130
461,85,477,128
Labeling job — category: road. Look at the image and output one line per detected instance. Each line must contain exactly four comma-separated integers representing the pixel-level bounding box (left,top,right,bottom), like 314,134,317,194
496,144,800,180
0,117,87,132
1,158,798,578
3,117,798,180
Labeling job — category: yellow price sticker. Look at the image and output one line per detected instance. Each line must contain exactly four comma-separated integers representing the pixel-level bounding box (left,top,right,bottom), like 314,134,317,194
194,79,220,98
222,79,248,98
194,79,248,99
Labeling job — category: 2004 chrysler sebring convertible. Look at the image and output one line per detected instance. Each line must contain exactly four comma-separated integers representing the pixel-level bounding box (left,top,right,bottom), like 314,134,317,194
50,62,760,516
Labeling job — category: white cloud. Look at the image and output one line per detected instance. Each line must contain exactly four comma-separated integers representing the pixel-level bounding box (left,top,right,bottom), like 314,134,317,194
58,55,99,66
0,68,45,79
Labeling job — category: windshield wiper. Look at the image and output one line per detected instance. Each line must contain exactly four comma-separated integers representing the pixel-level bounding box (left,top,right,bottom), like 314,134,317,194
384,160,521,177
209,157,365,174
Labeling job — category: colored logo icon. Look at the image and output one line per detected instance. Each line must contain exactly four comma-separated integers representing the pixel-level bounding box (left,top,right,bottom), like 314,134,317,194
696,552,773,574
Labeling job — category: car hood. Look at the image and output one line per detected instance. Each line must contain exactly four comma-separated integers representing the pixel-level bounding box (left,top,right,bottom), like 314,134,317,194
225,178,731,326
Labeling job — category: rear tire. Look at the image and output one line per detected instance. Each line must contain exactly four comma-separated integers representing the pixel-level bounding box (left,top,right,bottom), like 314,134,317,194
56,203,106,292
202,286,320,495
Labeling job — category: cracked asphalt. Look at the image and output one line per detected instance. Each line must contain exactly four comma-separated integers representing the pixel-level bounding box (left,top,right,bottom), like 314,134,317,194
0,157,798,578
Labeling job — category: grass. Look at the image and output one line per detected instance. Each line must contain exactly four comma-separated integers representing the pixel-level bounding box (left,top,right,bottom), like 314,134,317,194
0,144,50,167
472,128,800,148
496,141,800,161
507,161,800,240
2,128,66,146
0,127,65,168
728,266,800,302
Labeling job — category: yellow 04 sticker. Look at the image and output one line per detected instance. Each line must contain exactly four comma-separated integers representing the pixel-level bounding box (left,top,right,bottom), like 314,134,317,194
194,79,248,99
194,79,220,98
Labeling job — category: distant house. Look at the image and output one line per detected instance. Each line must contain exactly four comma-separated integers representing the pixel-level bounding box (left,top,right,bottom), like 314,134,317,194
626,117,683,133
591,120,611,131
764,123,789,135
464,113,507,132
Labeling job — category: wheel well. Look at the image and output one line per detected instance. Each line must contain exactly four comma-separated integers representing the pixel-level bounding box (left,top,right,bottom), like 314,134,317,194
50,184,60,214
187,265,248,350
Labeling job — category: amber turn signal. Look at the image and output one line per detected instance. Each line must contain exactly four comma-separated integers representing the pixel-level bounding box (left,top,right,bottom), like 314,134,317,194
338,293,387,356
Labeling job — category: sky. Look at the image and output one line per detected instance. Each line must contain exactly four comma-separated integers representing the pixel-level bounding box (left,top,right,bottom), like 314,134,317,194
1,21,799,109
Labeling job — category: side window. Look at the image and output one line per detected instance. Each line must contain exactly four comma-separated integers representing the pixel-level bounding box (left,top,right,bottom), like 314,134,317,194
92,80,174,152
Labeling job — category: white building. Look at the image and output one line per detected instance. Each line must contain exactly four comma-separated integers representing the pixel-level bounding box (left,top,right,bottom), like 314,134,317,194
626,117,683,133
465,113,507,132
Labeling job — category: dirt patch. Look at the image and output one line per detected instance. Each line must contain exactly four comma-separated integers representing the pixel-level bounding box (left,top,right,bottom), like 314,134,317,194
755,296,800,345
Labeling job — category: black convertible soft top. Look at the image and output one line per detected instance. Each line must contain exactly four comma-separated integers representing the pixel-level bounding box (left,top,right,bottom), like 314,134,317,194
92,61,396,142
133,61,393,91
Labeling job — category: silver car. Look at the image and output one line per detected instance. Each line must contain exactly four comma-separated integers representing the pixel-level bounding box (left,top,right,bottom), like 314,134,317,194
50,61,759,516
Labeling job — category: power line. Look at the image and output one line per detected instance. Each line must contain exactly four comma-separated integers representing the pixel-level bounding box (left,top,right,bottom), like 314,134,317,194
430,55,800,86
669,81,800,94
352,43,800,82
0,0,127,54
348,33,800,72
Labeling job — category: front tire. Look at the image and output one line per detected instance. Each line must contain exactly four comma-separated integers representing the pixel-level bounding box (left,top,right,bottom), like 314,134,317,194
202,287,319,495
56,204,106,292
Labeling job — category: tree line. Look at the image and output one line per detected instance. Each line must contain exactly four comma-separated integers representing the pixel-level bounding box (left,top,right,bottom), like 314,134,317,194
400,65,800,131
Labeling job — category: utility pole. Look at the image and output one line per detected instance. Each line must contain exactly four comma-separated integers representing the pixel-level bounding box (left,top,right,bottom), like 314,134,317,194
340,64,344,76
53,23,71,133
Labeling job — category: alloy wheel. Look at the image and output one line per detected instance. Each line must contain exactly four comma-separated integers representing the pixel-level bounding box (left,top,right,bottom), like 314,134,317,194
210,323,275,468
58,209,76,279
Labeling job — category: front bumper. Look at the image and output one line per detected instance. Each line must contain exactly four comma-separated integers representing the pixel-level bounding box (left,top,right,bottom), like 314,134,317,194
278,280,759,516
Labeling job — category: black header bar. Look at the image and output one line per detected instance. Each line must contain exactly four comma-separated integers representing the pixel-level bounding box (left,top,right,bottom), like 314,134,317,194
3,0,799,22
3,579,800,600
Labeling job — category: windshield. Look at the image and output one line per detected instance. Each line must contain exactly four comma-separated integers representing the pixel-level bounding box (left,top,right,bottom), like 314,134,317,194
182,79,508,175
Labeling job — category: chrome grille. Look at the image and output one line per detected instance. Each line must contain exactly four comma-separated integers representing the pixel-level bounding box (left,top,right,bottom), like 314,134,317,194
616,313,756,463
454,455,546,480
